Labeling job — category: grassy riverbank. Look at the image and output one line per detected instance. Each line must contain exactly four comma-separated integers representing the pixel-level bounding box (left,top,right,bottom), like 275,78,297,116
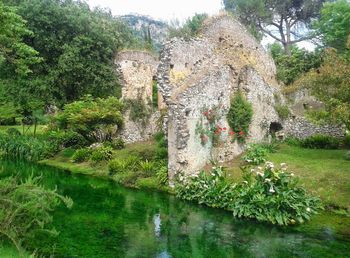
225,144,350,210
40,141,171,193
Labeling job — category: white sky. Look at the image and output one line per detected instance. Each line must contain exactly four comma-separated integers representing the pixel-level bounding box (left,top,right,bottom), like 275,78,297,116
87,0,223,23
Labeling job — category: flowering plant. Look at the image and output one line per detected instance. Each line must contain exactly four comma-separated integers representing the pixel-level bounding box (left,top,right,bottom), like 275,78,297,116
195,104,226,146
176,162,323,226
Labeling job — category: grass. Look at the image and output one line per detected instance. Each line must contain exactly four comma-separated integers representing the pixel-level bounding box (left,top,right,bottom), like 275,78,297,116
224,144,350,210
0,125,46,136
266,144,350,209
40,141,170,192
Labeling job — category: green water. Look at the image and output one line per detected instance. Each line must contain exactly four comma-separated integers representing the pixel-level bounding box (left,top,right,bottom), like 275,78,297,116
1,160,349,258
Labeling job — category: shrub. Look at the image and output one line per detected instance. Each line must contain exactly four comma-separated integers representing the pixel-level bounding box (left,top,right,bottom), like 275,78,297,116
0,175,72,254
231,163,323,225
176,163,323,225
300,134,340,149
108,156,140,175
105,138,125,150
242,144,268,165
139,160,156,175
61,131,88,149
345,151,350,161
53,96,123,139
227,92,253,143
72,148,92,163
284,137,302,146
89,146,113,163
176,167,237,209
343,133,350,148
156,165,169,186
154,132,168,160
275,105,290,120
6,127,21,137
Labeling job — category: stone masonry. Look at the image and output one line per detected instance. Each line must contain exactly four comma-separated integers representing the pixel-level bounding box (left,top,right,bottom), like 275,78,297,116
115,50,160,143
157,14,284,184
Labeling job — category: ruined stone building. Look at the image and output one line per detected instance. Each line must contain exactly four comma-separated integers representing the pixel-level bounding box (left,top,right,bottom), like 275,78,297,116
115,14,345,185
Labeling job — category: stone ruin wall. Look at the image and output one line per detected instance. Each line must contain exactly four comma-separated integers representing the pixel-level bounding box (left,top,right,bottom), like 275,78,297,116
115,14,345,184
157,14,283,183
115,50,161,143
283,117,345,139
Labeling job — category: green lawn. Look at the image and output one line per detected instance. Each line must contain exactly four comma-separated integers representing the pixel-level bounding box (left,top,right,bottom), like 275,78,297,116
267,144,350,209
226,144,350,210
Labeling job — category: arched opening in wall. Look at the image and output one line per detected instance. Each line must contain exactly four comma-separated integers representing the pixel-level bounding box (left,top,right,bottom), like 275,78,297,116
269,122,283,139
152,75,158,110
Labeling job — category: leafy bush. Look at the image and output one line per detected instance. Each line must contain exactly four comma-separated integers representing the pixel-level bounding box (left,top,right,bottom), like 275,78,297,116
242,144,268,165
275,105,290,120
345,151,350,161
284,137,302,147
343,133,350,148
72,148,92,163
6,127,21,137
105,138,125,150
108,156,140,175
139,160,156,175
176,167,237,209
300,134,340,149
53,96,123,139
231,163,323,225
0,175,72,254
156,165,168,186
89,146,113,163
242,143,278,165
176,163,323,225
227,92,253,143
154,132,168,160
61,131,88,148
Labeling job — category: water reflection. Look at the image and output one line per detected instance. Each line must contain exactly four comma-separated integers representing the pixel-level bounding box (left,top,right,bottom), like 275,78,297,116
1,160,350,258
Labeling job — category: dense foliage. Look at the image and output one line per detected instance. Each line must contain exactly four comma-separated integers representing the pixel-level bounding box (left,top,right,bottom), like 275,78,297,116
299,134,341,149
314,0,350,51
269,43,322,85
169,13,208,40
227,92,253,143
294,46,350,129
223,0,324,54
53,96,124,141
176,163,323,225
242,143,277,165
1,0,137,116
0,174,72,254
0,133,52,161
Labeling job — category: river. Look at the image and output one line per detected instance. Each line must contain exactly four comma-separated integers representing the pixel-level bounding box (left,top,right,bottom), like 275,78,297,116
1,160,349,258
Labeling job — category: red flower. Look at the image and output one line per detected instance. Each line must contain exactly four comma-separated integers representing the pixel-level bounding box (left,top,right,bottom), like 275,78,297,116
239,131,245,135
222,127,227,131
229,131,235,136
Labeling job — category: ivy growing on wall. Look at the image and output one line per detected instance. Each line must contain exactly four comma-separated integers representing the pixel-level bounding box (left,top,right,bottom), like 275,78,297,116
125,98,152,127
226,92,253,143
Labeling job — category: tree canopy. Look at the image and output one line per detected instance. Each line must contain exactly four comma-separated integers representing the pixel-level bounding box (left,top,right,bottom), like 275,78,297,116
223,0,325,55
1,0,137,116
314,0,350,51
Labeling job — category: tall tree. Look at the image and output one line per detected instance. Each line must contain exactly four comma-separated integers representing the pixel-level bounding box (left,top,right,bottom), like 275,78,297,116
0,1,42,119
3,0,137,105
314,0,350,51
223,0,325,55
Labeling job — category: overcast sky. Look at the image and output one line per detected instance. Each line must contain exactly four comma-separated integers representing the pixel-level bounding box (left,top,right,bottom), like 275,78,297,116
87,0,223,22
